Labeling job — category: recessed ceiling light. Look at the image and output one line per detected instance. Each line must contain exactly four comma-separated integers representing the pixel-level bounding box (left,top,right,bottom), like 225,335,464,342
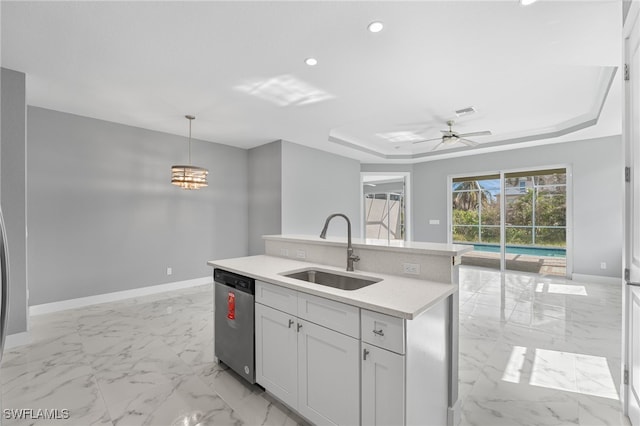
520,0,539,6
368,21,384,33
305,57,318,66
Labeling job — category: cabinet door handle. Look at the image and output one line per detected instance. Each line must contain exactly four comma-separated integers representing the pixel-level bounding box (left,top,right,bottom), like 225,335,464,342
373,329,384,336
297,323,303,332
288,319,294,328
363,348,370,360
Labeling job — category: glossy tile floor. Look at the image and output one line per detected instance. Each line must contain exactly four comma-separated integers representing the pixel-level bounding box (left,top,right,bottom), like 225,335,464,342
0,266,629,425
458,267,629,426
1,285,306,426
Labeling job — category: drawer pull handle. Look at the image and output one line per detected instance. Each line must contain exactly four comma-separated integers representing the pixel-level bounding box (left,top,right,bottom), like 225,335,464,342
363,348,370,360
373,329,384,336
288,319,294,328
297,323,303,332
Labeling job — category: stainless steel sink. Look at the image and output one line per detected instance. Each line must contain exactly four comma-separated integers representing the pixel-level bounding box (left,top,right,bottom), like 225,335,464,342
281,268,381,291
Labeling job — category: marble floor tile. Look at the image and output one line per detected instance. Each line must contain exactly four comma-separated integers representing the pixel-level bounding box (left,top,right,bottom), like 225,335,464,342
93,343,195,409
461,397,579,426
108,374,242,426
459,266,626,426
0,267,626,426
3,372,111,426
576,395,631,426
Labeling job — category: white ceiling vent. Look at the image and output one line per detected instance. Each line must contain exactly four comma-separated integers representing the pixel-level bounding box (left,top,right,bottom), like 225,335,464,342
455,106,476,117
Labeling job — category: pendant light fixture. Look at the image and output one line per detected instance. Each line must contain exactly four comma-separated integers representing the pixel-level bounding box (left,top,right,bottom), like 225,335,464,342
171,115,208,190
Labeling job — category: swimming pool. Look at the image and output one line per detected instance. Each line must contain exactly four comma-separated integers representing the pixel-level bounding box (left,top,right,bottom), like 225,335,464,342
472,243,566,258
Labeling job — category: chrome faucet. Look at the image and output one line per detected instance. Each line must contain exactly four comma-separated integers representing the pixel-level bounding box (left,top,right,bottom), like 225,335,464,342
319,213,360,271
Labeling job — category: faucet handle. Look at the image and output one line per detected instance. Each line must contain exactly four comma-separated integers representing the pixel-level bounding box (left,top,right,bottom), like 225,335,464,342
350,254,360,262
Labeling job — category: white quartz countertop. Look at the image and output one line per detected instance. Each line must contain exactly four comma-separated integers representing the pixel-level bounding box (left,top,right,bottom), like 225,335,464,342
207,255,456,320
263,234,473,256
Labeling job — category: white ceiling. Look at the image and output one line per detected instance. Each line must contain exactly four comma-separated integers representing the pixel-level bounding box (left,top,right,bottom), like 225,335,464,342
1,0,623,164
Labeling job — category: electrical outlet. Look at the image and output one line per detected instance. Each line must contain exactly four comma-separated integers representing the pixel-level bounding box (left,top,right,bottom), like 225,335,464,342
296,249,306,259
167,267,172,275
403,263,420,275
280,248,289,257
600,262,607,270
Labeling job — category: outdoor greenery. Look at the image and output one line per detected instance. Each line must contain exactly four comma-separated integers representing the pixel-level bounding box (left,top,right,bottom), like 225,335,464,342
452,177,566,247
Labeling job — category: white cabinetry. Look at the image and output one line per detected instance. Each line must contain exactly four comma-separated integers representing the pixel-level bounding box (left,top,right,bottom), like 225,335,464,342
362,342,405,426
256,281,449,426
255,281,360,426
361,309,406,426
255,303,297,408
297,318,359,426
361,306,449,426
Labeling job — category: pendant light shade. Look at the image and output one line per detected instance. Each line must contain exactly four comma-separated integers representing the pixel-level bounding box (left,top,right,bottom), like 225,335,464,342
171,115,209,190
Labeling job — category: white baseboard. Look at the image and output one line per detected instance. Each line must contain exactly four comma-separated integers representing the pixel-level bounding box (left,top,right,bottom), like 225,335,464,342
571,273,622,285
4,331,31,349
29,277,212,316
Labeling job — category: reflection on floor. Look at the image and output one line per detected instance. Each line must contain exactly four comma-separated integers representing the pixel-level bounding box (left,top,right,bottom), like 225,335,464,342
459,267,628,426
0,266,628,425
462,251,567,276
1,285,306,426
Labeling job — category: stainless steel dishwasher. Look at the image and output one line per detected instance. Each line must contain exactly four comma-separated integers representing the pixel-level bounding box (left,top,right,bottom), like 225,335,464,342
214,268,256,384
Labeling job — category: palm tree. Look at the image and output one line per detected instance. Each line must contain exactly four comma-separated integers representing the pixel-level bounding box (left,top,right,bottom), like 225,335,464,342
452,181,494,210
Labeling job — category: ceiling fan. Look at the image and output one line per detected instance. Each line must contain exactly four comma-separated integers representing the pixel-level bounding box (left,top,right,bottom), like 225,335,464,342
412,120,492,151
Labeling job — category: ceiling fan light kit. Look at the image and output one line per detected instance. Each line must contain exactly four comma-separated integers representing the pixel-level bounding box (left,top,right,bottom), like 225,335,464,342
171,115,209,190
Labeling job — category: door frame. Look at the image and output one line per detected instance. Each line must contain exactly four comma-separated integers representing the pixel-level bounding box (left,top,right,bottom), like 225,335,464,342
360,172,412,241
447,164,573,279
623,2,640,422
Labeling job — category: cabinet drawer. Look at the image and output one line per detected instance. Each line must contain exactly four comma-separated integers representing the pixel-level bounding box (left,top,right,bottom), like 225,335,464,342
361,309,405,354
297,292,360,338
256,281,297,314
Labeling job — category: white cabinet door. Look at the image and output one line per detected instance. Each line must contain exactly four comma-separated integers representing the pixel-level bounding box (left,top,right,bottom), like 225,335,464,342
297,319,360,426
361,342,405,426
255,303,298,409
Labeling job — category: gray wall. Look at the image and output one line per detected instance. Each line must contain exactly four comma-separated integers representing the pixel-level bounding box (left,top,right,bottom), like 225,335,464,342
248,141,281,255
369,136,622,278
27,107,249,305
1,68,28,334
281,141,361,238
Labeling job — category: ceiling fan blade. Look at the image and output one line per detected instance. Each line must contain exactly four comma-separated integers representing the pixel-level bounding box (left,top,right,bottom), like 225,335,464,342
457,130,492,137
458,138,479,147
430,141,446,152
412,137,443,144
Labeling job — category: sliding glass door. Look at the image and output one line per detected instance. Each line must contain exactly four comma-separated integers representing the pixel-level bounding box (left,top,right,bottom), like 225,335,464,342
452,174,501,271
451,168,568,277
504,170,567,275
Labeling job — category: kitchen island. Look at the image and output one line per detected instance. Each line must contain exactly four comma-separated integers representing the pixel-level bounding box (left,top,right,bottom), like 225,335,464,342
208,235,471,426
